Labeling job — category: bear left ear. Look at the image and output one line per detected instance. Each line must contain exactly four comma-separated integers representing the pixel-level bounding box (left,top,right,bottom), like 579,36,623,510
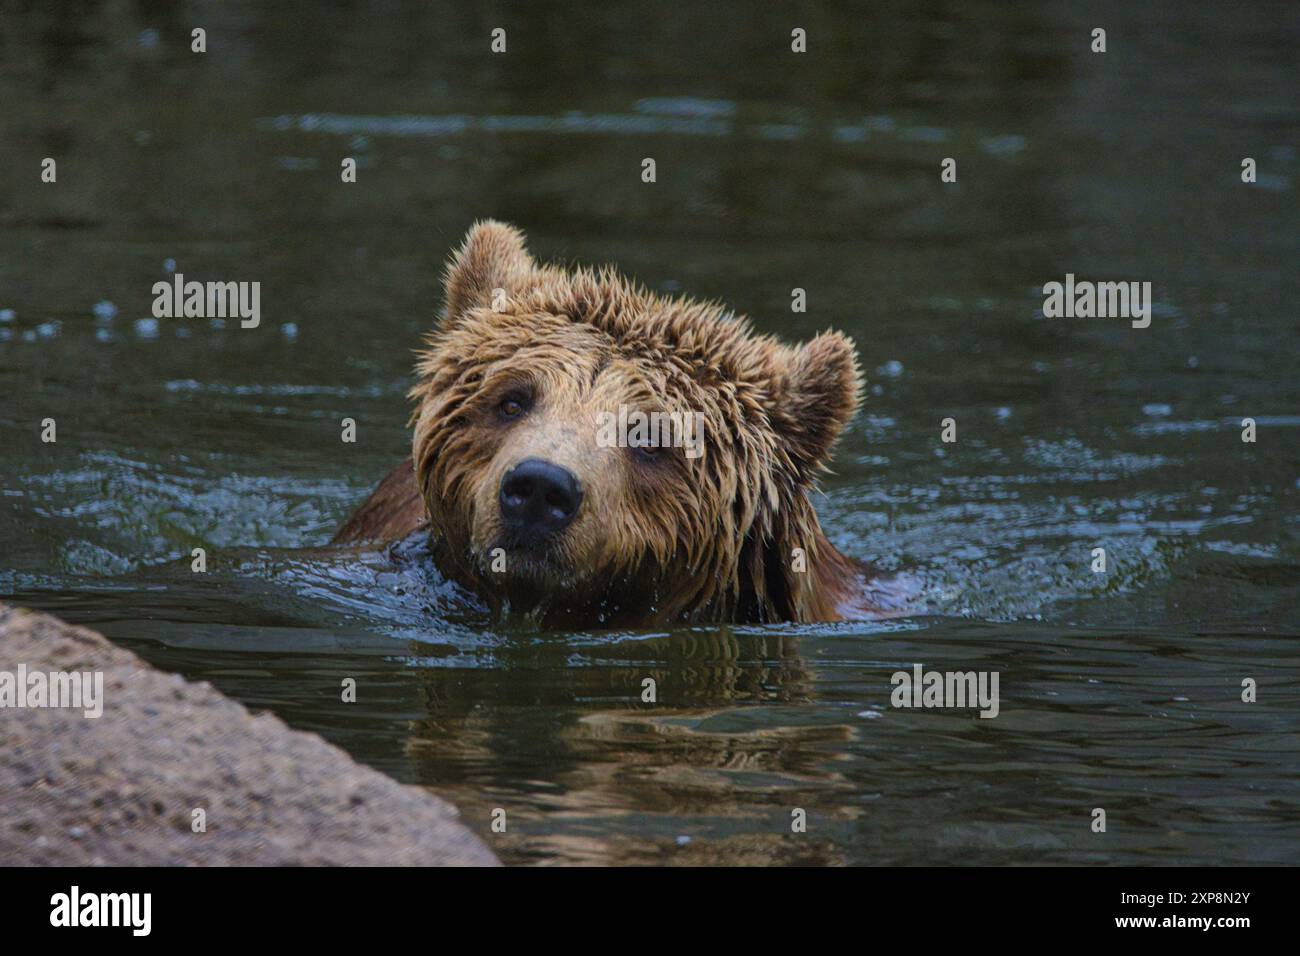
441,220,535,324
767,331,863,479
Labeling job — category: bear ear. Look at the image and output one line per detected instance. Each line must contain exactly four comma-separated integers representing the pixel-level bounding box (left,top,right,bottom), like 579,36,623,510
441,220,535,324
767,331,863,480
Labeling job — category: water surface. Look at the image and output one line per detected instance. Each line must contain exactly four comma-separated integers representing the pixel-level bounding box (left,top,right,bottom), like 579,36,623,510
1,1,1298,865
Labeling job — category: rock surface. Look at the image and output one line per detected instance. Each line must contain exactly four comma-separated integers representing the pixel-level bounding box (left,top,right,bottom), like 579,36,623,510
0,602,497,866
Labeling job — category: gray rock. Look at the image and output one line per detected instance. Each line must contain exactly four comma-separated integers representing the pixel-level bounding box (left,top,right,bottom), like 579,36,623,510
0,603,496,866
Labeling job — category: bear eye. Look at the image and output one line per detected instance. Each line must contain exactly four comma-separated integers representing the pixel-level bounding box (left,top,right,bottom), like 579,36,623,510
497,391,530,421
631,444,661,463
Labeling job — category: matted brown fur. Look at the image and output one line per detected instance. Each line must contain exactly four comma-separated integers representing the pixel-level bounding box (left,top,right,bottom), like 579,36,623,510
334,221,874,626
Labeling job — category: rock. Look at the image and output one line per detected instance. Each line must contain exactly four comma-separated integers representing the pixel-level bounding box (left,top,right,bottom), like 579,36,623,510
0,603,496,866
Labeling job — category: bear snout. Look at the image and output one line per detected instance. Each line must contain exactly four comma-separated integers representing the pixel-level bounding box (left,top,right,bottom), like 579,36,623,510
498,458,583,540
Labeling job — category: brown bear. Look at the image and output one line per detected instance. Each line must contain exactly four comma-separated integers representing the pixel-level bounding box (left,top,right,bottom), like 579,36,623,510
333,221,884,627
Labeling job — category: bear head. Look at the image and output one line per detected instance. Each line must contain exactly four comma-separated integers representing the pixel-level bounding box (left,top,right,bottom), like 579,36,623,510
409,220,864,626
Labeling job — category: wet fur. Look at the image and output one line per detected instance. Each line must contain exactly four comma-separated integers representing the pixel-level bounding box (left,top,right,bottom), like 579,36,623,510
334,221,874,626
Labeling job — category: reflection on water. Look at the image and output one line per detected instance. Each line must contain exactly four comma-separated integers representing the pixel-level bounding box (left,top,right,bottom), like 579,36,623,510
16,575,1300,866
1,0,1298,865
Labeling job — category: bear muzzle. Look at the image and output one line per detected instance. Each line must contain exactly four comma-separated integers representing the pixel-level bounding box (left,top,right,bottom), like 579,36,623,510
498,457,584,545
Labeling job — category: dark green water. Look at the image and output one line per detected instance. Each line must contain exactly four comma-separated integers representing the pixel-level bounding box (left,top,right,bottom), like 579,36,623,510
2,1,1298,864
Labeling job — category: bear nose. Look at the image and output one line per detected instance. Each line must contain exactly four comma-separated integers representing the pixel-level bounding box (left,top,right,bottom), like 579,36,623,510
499,458,583,537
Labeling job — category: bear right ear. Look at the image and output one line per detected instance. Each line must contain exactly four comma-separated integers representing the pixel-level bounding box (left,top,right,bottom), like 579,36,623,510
766,331,863,481
441,220,535,324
